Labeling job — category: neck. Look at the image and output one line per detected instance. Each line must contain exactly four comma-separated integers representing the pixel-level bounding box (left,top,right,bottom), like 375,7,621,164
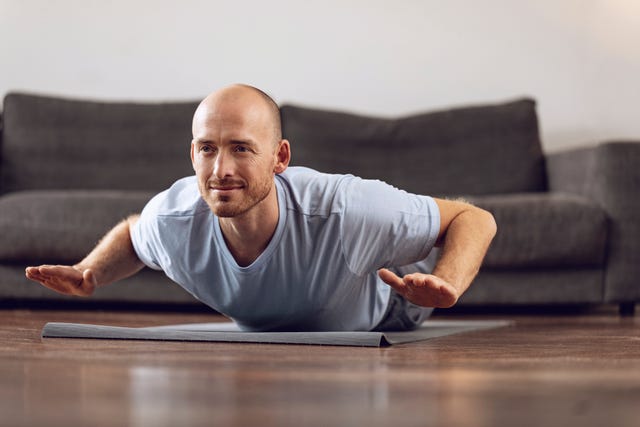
218,183,280,267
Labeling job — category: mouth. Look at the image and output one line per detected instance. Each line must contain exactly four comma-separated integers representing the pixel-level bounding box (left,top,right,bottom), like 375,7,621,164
209,184,244,194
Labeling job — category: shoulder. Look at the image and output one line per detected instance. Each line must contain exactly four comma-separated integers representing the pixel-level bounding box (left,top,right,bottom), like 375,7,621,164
132,176,210,271
276,167,354,215
143,176,209,218
339,175,440,225
278,166,348,188
276,167,438,217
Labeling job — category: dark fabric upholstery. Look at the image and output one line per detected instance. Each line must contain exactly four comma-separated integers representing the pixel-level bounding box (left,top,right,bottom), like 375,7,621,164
1,93,198,194
468,193,608,268
461,268,604,305
281,98,546,196
0,110,3,154
0,190,154,263
546,146,595,196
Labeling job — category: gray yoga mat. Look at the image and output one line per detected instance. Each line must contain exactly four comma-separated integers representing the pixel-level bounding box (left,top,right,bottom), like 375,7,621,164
42,319,512,347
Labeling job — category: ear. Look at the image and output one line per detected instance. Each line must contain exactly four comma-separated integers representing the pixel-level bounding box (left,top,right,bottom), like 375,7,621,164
190,141,196,172
274,139,291,174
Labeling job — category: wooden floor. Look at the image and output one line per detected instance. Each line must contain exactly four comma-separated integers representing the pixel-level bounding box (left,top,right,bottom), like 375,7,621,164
0,306,638,427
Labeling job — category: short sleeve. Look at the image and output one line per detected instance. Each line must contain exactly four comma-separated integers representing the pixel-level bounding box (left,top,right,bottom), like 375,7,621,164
130,194,165,271
340,177,440,276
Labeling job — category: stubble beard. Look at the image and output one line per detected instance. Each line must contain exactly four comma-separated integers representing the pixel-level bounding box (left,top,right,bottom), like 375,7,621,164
200,177,273,218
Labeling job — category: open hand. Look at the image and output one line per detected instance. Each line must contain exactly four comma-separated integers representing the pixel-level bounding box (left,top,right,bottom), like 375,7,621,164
378,268,459,308
25,265,97,297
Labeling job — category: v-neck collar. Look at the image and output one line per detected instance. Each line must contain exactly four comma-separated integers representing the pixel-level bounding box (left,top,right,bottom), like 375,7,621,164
213,179,287,273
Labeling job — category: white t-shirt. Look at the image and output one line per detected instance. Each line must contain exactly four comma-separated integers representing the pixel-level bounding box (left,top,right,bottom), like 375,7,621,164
131,167,440,331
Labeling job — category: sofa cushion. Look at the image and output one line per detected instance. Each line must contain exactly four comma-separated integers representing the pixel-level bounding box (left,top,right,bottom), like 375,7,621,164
468,193,608,268
1,93,198,194
281,98,546,196
0,190,155,263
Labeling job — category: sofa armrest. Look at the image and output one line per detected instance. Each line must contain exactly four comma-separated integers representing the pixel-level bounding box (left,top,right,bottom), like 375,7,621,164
0,111,3,193
547,141,640,303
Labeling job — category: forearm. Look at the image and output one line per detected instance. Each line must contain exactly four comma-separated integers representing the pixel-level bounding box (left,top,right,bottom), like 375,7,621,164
74,215,144,287
377,202,496,309
432,206,497,296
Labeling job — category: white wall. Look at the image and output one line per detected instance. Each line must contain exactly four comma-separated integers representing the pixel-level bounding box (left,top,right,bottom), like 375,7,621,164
1,0,638,152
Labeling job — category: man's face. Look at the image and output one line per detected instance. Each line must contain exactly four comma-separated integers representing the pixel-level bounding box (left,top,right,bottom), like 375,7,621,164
190,94,281,218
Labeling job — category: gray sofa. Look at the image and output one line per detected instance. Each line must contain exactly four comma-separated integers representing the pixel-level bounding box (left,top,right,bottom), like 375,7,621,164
1,92,638,314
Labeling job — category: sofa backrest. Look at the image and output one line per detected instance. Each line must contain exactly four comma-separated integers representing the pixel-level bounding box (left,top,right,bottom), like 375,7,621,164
1,93,198,193
1,93,547,197
281,98,546,196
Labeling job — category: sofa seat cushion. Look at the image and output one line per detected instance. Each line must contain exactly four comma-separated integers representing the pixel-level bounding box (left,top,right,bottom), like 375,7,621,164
0,190,607,270
468,193,608,268
0,190,155,263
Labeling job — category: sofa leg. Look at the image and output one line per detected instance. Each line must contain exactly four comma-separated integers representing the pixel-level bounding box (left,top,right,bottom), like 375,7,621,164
619,303,636,317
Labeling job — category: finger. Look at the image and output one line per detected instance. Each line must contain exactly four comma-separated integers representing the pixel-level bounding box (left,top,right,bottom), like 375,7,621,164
38,265,80,279
25,265,84,295
25,267,57,286
83,269,95,284
25,266,43,281
80,269,97,295
411,274,458,308
378,268,407,293
32,274,74,295
404,273,442,288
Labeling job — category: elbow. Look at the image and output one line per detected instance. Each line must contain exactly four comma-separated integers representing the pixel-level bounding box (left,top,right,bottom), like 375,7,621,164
467,205,497,241
481,208,497,241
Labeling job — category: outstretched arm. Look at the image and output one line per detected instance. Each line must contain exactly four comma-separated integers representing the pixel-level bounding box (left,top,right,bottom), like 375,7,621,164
378,199,496,308
25,215,145,296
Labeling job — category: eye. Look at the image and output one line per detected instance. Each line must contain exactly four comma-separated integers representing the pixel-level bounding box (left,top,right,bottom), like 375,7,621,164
234,145,250,153
199,145,215,154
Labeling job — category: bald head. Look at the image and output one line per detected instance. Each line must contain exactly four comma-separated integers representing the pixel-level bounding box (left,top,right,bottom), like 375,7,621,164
193,84,282,145
190,84,291,219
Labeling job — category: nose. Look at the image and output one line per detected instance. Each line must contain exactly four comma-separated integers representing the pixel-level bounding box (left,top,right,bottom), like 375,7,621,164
213,149,234,179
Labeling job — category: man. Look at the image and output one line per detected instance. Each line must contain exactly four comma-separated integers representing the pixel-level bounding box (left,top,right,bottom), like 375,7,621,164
25,84,497,331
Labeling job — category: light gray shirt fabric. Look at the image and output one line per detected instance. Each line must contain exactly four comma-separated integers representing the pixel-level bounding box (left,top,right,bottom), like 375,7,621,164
131,167,440,331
